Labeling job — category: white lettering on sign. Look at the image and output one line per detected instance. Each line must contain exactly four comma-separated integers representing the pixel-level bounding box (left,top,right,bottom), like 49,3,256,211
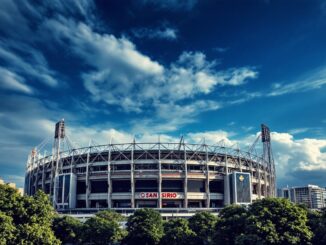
139,192,158,199
137,192,182,199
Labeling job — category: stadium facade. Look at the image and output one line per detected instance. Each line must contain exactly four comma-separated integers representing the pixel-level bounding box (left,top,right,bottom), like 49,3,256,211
25,120,276,216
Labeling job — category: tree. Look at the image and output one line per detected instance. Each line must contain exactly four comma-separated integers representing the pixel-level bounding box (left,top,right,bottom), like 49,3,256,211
124,208,164,245
53,215,83,244
242,198,313,245
0,211,15,245
160,218,197,245
188,211,218,245
0,184,60,244
308,208,326,245
214,204,249,245
0,183,23,221
83,210,126,245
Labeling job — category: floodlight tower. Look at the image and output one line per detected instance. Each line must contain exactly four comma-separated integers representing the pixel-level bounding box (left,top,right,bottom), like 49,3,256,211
52,119,65,207
261,124,276,196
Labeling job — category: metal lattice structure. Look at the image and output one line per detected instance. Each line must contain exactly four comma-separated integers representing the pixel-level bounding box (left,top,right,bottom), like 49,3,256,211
25,120,276,215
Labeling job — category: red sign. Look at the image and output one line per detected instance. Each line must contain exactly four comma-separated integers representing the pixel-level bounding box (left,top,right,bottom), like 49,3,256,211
161,192,177,198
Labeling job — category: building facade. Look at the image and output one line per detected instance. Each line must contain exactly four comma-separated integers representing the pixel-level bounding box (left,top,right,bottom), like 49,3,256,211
278,185,326,209
25,120,276,216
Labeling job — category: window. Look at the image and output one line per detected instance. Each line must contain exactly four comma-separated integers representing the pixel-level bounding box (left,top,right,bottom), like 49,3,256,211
91,180,108,193
112,180,131,192
135,180,158,192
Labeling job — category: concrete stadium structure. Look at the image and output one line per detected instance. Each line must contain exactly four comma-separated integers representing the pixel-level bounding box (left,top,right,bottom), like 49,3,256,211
25,120,276,217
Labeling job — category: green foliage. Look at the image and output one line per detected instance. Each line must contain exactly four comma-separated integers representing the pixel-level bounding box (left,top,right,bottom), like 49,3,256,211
160,218,197,245
0,184,60,244
245,198,313,245
1,183,321,245
125,208,164,245
53,215,83,244
214,204,249,245
0,211,16,245
83,210,126,244
16,222,60,245
188,211,218,245
214,199,313,245
0,183,23,221
308,208,326,245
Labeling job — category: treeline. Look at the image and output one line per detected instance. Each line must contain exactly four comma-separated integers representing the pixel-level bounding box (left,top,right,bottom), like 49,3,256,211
1,184,326,245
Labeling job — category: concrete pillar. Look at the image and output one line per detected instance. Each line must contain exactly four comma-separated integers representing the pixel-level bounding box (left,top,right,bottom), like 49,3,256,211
85,144,91,208
131,141,135,208
107,144,112,208
224,153,230,205
158,141,162,208
183,143,188,208
205,144,210,208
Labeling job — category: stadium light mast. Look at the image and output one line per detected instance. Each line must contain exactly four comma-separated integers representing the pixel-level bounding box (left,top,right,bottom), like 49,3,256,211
261,124,276,196
53,119,65,207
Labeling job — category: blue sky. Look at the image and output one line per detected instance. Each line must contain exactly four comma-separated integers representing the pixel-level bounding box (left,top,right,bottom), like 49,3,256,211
0,0,325,188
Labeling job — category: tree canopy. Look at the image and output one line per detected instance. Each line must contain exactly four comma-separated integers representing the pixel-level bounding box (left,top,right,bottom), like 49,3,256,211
188,211,218,245
160,218,196,245
124,208,164,245
52,215,83,244
0,211,15,245
0,184,60,244
214,204,249,245
83,210,126,245
308,208,326,245
0,184,320,245
244,198,313,245
215,198,313,245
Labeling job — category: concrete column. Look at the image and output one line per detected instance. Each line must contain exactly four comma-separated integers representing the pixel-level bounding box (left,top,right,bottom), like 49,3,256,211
35,153,40,192
49,155,54,198
107,144,112,208
131,141,135,208
85,144,91,208
183,143,188,208
205,144,210,208
224,153,230,205
249,154,254,196
41,152,46,191
158,141,162,208
258,164,262,199
238,150,242,172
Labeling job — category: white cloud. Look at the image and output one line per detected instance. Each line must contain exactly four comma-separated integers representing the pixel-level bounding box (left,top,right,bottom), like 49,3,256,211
270,132,326,187
132,26,178,40
45,18,164,76
0,67,33,94
220,66,326,107
0,0,260,132
218,67,258,86
42,17,258,117
186,130,235,145
0,1,75,88
268,67,326,96
0,44,59,87
288,128,310,135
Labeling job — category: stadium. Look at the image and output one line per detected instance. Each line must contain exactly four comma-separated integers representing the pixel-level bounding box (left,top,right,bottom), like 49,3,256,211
25,120,276,217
